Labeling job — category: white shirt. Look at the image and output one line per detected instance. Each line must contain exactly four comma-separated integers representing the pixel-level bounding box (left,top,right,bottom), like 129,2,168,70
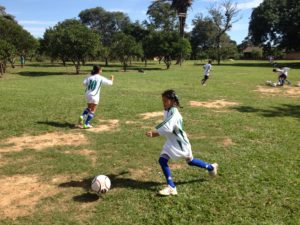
83,74,113,99
203,64,212,76
276,67,290,76
156,107,192,160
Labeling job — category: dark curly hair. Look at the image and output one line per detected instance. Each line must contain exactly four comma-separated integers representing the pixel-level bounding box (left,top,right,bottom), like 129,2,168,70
161,89,182,108
91,65,101,75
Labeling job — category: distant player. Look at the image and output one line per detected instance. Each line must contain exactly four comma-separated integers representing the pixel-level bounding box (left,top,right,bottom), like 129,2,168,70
201,60,212,86
79,65,114,129
20,55,25,68
146,89,218,196
273,67,291,86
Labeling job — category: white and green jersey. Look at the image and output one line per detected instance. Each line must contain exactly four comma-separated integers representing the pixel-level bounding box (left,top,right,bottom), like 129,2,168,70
83,74,113,100
203,63,212,76
156,107,193,160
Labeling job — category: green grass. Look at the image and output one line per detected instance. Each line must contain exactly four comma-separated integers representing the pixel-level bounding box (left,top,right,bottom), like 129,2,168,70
0,60,299,225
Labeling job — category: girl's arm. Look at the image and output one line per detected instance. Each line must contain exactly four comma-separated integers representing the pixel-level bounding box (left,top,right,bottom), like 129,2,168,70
146,131,160,138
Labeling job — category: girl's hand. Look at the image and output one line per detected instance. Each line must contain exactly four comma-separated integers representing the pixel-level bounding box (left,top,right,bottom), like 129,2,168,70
146,131,153,137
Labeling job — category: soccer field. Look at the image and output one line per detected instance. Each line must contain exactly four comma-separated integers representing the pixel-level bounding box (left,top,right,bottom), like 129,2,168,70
0,60,299,224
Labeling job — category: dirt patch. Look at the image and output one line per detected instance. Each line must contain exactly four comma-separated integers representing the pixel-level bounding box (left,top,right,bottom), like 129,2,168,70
170,163,186,170
128,167,155,180
85,119,119,133
221,137,235,147
255,85,300,97
64,149,97,166
255,86,281,94
189,100,239,109
139,111,164,120
0,175,60,219
0,132,87,153
125,120,138,125
285,87,300,96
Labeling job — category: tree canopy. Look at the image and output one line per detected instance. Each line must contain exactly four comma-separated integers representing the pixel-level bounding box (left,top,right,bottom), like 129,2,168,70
42,19,101,74
249,0,300,51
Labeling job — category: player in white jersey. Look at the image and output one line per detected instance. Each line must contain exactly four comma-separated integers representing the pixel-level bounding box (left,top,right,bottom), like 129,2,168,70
273,67,291,86
201,60,212,86
79,65,114,129
146,90,218,196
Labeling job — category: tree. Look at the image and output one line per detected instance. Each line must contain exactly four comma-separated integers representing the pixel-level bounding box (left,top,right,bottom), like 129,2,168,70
143,31,186,69
110,32,143,72
249,0,300,51
170,0,193,37
190,14,238,61
0,5,15,21
42,19,101,74
190,14,218,59
146,1,177,31
79,7,131,65
209,0,240,64
0,17,37,68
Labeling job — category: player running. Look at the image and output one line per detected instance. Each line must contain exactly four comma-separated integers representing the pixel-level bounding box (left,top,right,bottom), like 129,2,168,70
201,60,212,86
146,89,218,196
79,65,114,129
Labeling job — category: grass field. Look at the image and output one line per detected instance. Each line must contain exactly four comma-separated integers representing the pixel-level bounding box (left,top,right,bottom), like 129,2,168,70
0,60,299,225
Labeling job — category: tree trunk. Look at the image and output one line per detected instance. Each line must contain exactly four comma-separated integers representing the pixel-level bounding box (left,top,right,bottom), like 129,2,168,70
164,56,171,69
217,46,221,65
75,61,80,74
105,57,108,66
144,58,147,67
0,63,3,77
123,61,128,72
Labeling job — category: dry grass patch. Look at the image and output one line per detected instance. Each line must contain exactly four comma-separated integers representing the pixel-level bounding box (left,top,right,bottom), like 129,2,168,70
170,162,186,170
220,137,235,147
255,85,300,97
189,100,239,109
85,119,119,133
139,111,163,120
0,175,60,219
128,167,156,181
0,132,87,153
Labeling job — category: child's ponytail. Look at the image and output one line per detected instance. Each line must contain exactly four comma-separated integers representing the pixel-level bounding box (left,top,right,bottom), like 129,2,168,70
162,89,182,108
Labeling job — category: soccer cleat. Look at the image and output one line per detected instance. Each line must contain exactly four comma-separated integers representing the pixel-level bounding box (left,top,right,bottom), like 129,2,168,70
78,116,84,125
208,163,218,177
158,185,178,196
83,124,93,129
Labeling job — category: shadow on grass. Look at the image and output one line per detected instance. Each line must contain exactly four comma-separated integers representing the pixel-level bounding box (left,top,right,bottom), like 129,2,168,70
59,171,207,202
18,71,76,76
37,121,75,128
26,63,67,68
232,104,300,119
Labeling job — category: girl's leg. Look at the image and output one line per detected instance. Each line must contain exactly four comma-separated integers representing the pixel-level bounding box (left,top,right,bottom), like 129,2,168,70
187,157,214,171
187,157,218,176
159,155,176,188
81,106,90,118
85,103,97,126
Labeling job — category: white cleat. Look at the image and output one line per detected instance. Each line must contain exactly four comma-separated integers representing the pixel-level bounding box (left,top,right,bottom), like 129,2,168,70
83,124,93,129
208,163,218,177
158,185,178,196
78,116,84,125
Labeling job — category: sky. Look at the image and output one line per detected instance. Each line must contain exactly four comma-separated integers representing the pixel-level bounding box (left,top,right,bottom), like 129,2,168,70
0,0,263,44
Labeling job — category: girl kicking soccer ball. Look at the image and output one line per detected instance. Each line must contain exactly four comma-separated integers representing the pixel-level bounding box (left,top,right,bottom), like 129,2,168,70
146,90,218,196
79,65,114,129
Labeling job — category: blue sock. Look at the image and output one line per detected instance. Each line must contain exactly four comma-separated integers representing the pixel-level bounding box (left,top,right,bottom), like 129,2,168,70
188,158,213,171
85,112,94,125
159,157,176,188
81,108,90,118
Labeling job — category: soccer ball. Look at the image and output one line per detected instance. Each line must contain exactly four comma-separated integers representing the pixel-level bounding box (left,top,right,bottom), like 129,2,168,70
91,175,111,194
272,83,277,87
